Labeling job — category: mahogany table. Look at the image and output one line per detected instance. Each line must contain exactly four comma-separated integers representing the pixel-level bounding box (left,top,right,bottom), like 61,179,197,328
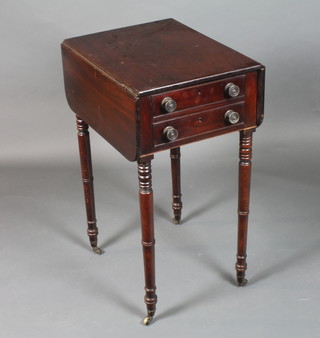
61,18,265,325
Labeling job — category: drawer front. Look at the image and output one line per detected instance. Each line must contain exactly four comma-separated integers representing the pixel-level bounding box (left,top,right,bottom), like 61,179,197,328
151,76,245,117
153,102,245,146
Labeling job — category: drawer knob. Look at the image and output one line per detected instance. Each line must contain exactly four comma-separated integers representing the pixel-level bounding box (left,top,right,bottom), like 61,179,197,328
161,97,177,113
225,110,240,125
163,126,178,141
225,83,240,98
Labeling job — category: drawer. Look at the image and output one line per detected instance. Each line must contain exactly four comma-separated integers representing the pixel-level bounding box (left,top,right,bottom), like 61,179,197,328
153,102,245,146
151,76,245,117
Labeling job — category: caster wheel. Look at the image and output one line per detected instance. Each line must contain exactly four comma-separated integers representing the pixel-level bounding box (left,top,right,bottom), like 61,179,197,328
172,217,180,225
238,278,248,287
143,315,153,326
92,247,102,255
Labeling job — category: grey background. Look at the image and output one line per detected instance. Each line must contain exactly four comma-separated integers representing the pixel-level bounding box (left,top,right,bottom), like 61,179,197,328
1,1,319,337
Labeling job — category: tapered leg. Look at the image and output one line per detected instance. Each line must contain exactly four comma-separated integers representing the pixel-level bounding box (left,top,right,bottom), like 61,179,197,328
236,129,254,286
76,116,101,255
138,156,157,325
170,147,183,224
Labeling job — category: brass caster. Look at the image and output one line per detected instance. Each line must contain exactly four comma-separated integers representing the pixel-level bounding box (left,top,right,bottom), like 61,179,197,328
143,311,155,326
92,246,102,255
238,278,248,287
172,217,180,225
143,315,154,326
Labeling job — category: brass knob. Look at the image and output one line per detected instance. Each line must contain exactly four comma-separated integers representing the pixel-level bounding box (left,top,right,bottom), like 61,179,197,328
161,97,177,113
225,110,240,125
163,126,178,141
225,83,240,98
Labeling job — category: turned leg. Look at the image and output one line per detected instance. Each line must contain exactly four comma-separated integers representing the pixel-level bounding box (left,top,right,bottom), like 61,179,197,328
138,156,157,325
236,129,254,286
76,116,101,255
170,147,183,224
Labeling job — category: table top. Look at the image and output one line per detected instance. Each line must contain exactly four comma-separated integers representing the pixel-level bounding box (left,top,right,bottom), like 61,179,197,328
62,18,261,96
